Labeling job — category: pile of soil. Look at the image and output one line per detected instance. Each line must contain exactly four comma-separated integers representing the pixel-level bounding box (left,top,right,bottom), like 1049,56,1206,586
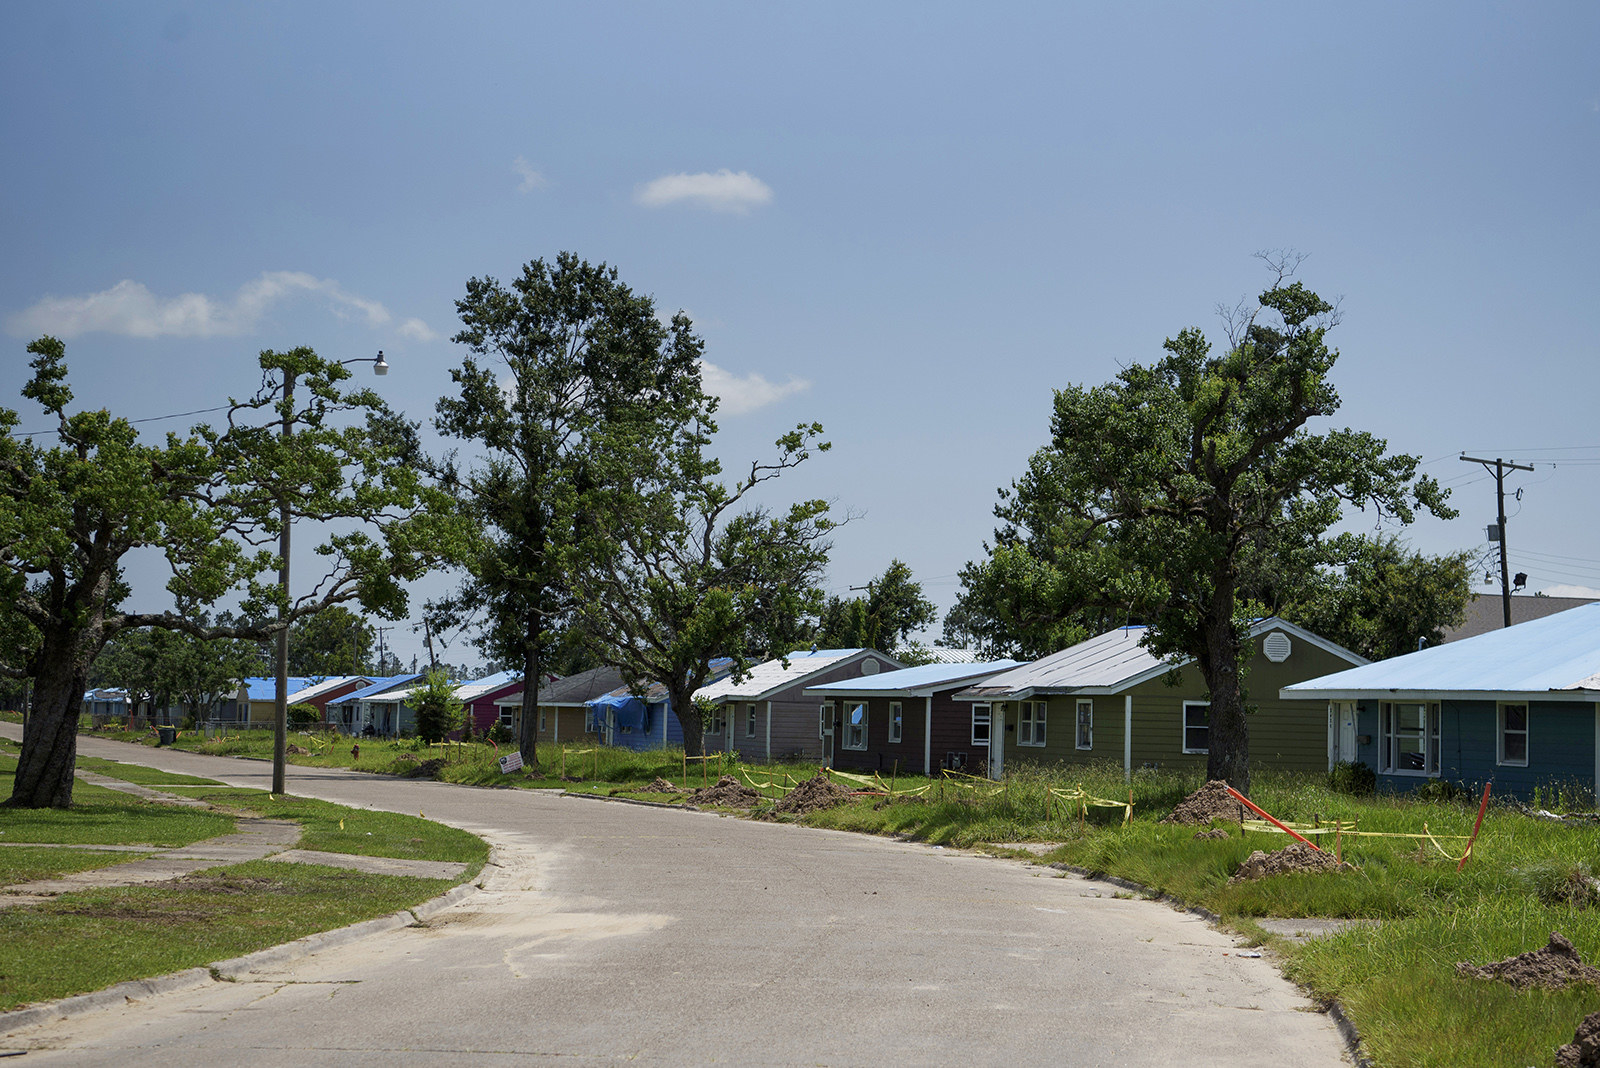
687,775,762,808
286,744,310,755
1193,828,1232,841
1162,780,1246,825
772,773,853,815
403,758,447,779
1228,842,1354,883
1456,932,1600,990
640,777,687,794
1557,1011,1600,1068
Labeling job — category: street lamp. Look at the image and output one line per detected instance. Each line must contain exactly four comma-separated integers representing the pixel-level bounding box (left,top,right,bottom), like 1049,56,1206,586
272,351,392,795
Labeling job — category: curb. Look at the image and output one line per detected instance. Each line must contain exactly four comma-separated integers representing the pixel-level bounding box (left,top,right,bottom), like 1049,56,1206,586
0,870,485,1036
1048,861,1364,1065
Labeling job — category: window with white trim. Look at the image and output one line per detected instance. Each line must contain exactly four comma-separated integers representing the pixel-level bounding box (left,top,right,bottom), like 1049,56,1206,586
1019,700,1047,747
499,707,515,731
1182,701,1210,754
706,705,724,736
539,708,546,732
746,703,758,737
888,701,903,743
1075,699,1093,750
971,704,991,746
1380,701,1440,776
844,702,867,750
1498,703,1528,767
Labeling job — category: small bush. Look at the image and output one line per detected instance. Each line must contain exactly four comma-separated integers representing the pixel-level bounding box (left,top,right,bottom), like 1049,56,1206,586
487,723,514,745
287,703,320,728
1413,778,1464,803
1327,760,1376,796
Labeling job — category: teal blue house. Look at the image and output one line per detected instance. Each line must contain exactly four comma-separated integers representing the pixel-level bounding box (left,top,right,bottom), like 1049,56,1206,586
1282,603,1600,801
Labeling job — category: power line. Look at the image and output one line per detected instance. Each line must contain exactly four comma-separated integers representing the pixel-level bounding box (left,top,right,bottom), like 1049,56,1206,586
11,403,235,439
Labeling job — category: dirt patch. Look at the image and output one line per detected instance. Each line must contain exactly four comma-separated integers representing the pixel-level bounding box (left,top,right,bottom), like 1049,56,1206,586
403,758,447,779
640,777,687,794
1162,780,1246,825
687,775,762,809
286,744,311,755
772,773,853,815
1193,828,1232,840
1557,1010,1600,1067
1457,932,1600,990
1228,842,1354,883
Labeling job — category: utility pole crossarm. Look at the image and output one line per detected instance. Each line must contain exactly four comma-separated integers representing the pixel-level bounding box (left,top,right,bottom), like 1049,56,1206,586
1459,455,1536,630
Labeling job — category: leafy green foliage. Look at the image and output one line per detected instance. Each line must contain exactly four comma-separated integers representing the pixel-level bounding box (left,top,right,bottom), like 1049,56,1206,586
408,669,462,744
288,604,375,675
287,702,320,728
946,263,1454,790
814,559,936,655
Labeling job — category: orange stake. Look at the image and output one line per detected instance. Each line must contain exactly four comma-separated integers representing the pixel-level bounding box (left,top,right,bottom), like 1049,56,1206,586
1223,784,1323,851
1457,782,1492,872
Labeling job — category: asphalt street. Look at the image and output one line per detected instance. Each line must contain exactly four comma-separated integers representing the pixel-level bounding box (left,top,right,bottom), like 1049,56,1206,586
1,726,1350,1067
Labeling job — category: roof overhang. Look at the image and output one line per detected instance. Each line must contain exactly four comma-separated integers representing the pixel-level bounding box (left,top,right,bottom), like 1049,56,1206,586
1280,687,1600,703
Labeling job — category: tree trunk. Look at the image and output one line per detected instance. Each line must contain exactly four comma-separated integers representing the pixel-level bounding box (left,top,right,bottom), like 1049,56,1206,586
8,639,90,808
1201,614,1250,795
670,681,704,758
518,638,540,769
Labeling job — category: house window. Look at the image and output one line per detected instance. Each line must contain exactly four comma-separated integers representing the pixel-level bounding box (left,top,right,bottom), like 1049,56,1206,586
746,703,758,738
1498,703,1529,767
1076,699,1093,751
819,702,834,739
1019,700,1047,747
499,708,514,731
971,704,991,747
844,702,867,750
1380,701,1440,776
1182,701,1210,754
706,706,724,736
539,708,546,732
888,701,903,743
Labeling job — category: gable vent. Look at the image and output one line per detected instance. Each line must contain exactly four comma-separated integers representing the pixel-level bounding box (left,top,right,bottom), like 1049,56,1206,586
1263,632,1292,663
861,659,880,675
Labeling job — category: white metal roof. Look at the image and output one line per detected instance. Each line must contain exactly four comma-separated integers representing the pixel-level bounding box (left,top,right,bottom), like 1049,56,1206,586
451,669,522,702
1282,601,1600,701
694,649,901,702
955,617,1365,700
284,676,370,703
804,660,1021,698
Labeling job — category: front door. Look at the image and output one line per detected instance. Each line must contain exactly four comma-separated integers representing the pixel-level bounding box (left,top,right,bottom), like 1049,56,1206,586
820,702,835,766
1329,701,1358,767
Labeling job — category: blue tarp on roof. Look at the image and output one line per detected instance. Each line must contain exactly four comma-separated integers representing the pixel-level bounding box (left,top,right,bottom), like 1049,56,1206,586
242,677,316,701
325,674,427,706
587,692,650,732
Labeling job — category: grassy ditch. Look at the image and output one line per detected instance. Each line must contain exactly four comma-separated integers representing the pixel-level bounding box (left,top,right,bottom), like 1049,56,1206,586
0,746,488,1014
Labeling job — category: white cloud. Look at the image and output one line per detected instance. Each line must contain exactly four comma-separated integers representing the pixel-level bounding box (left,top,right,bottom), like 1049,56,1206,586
398,318,440,342
635,169,773,213
512,156,546,193
8,272,393,340
700,359,808,415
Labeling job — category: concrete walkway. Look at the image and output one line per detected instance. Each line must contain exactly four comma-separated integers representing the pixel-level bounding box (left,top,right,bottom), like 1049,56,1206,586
0,765,469,909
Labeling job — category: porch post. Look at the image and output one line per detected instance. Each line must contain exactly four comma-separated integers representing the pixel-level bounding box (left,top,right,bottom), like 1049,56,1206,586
765,701,772,763
924,696,933,776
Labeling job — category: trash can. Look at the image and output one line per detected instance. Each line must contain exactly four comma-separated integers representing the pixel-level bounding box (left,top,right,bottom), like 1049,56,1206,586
157,725,177,746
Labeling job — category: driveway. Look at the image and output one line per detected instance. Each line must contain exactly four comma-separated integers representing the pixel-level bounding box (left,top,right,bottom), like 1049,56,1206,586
1,726,1349,1067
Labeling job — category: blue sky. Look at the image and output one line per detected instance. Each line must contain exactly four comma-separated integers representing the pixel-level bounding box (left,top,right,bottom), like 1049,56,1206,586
3,2,1597,670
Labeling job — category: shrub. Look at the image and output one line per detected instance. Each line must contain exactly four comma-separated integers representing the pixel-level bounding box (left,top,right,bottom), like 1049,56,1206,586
487,722,514,745
409,669,462,744
1327,760,1376,796
287,703,320,728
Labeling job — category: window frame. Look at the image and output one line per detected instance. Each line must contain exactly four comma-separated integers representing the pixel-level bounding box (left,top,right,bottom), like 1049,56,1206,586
1018,700,1047,747
1497,702,1529,767
1075,698,1093,751
746,703,758,738
1379,701,1441,777
843,701,868,751
971,703,991,747
706,705,724,736
1182,700,1210,755
888,701,903,744
819,701,834,739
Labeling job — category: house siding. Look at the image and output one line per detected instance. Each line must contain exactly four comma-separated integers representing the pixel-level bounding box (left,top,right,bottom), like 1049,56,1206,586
831,695,928,775
712,653,900,763
1357,697,1598,801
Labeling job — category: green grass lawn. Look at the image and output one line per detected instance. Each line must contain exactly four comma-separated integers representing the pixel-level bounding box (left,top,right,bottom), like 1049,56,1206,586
0,860,460,1010
0,846,157,884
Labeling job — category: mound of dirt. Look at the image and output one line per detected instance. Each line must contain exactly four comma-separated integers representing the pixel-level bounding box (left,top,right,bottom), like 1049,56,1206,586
1557,1011,1600,1067
773,773,853,815
640,777,687,794
1457,932,1600,991
403,758,447,779
1193,828,1232,841
1162,780,1246,825
1228,842,1354,883
688,775,762,808
286,744,310,755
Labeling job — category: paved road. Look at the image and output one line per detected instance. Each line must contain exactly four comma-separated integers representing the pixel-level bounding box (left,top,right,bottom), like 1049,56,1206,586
1,727,1350,1067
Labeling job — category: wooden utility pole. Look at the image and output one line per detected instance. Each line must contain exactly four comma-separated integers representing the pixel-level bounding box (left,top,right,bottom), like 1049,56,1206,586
1460,455,1535,628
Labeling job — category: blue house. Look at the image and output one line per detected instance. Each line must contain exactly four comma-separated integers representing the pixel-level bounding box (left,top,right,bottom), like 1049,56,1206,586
585,659,734,751
1282,603,1600,800
324,674,428,736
